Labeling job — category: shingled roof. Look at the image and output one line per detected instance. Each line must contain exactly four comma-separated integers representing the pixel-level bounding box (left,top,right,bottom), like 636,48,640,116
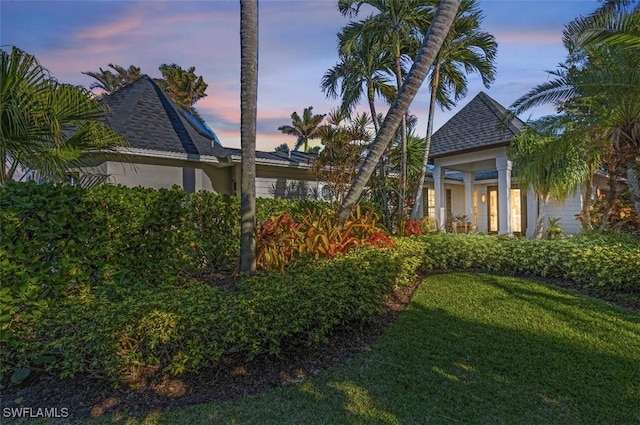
101,75,229,158
429,91,525,158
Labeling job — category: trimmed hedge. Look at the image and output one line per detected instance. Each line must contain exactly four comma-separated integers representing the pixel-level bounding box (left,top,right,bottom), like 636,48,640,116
2,181,639,385
414,233,640,292
3,243,421,383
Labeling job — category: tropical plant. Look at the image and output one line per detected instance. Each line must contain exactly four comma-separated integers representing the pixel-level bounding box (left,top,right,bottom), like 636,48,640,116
510,0,640,218
509,126,589,239
339,0,434,226
322,29,397,229
85,63,208,119
410,0,497,219
336,0,462,225
1,47,127,183
240,0,258,273
309,110,369,204
274,143,290,153
154,64,208,118
278,106,326,152
82,64,141,93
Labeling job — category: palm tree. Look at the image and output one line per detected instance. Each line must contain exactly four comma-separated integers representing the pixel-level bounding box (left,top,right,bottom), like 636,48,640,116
410,0,497,219
277,106,326,152
274,143,290,153
240,0,258,274
511,1,640,216
154,64,208,118
322,31,396,228
509,125,589,238
336,0,462,225
82,64,141,93
1,47,127,183
564,0,640,52
338,0,433,226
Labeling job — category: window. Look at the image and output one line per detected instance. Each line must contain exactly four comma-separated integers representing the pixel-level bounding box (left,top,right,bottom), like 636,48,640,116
425,188,436,219
321,185,332,201
446,189,452,221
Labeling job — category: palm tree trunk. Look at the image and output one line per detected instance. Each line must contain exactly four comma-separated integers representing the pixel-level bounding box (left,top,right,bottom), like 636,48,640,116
534,193,550,239
600,159,619,231
394,53,408,229
579,170,594,230
368,86,393,230
240,0,258,274
337,0,461,225
626,160,640,216
410,65,439,220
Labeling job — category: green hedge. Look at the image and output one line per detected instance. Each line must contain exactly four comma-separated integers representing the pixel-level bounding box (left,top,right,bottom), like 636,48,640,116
2,181,639,385
414,233,640,292
3,242,420,383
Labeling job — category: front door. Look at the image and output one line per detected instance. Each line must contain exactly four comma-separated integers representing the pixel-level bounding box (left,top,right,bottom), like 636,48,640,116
487,186,527,234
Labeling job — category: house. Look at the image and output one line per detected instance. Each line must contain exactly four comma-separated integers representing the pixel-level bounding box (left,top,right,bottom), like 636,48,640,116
418,91,610,237
80,75,325,199
80,77,605,237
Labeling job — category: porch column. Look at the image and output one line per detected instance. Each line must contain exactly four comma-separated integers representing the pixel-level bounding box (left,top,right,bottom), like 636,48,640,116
433,164,446,231
496,156,512,236
463,172,474,225
526,188,538,238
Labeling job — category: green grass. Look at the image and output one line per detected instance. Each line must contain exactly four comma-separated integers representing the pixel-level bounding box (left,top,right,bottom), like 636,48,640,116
14,273,640,424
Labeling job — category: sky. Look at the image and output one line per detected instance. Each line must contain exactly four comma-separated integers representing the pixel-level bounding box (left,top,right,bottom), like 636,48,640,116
1,0,600,152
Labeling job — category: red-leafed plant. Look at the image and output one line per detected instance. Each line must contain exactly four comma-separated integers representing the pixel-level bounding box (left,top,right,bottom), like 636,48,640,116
402,219,423,237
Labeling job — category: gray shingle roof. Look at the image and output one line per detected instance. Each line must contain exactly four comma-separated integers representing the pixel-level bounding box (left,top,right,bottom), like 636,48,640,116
225,148,314,165
430,92,525,158
101,75,229,158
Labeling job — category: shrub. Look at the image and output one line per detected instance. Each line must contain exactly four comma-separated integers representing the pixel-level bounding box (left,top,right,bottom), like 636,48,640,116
414,233,640,292
256,206,390,271
2,242,420,384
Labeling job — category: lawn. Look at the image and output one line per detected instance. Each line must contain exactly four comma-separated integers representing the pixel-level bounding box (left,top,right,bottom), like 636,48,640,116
78,272,640,425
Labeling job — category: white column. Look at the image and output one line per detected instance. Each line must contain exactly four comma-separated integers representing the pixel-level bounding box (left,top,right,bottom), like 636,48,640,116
496,156,512,236
463,171,474,224
526,188,538,238
433,164,446,231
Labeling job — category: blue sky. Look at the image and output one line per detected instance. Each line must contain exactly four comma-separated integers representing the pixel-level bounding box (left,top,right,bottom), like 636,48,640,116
1,0,599,151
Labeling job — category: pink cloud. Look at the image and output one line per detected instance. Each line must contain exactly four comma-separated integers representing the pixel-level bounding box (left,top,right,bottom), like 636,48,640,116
76,13,145,40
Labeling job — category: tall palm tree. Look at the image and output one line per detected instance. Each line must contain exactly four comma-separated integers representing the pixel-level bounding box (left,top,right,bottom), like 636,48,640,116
1,47,127,183
240,0,258,274
277,106,326,152
336,0,462,225
82,64,141,93
410,0,497,219
322,30,396,228
339,0,433,226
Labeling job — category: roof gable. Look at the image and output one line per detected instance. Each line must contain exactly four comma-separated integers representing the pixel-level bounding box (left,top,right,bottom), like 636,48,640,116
101,75,229,158
430,92,525,158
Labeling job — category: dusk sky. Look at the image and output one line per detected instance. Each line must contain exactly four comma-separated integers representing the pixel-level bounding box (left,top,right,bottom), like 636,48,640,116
2,0,599,152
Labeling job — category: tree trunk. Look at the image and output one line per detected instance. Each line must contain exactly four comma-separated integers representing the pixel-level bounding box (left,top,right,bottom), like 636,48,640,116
410,64,439,220
534,194,549,239
336,0,461,225
600,159,619,231
579,171,594,230
395,53,408,229
368,85,393,230
240,0,258,274
627,160,640,216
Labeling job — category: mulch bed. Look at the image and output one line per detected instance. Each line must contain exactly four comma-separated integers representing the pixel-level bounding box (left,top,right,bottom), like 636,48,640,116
1,275,637,422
